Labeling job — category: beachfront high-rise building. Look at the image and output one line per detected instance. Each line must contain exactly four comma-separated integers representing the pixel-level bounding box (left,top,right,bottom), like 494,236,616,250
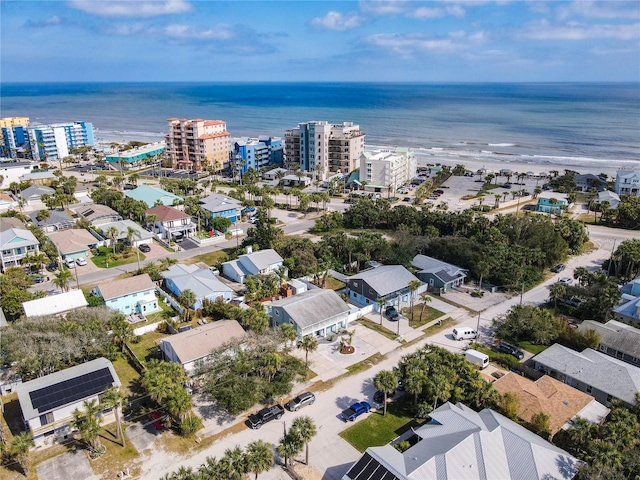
28,122,95,161
284,121,365,180
1,117,31,159
232,136,283,175
360,147,416,195
165,118,231,172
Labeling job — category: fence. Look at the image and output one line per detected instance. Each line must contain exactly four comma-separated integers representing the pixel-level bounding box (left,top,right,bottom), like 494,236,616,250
123,342,146,374
133,321,162,336
155,286,183,314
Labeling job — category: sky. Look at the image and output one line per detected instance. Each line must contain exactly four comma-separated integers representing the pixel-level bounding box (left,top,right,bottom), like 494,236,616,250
1,0,639,82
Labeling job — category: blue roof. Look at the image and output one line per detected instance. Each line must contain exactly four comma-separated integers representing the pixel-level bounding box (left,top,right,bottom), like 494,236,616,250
124,185,183,208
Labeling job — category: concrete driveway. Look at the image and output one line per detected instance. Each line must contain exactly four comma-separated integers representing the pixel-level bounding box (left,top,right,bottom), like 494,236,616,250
37,449,98,480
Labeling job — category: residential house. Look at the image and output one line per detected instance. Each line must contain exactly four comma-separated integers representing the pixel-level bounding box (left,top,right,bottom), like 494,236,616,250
279,174,311,188
612,296,640,327
269,288,351,339
0,160,38,189
160,320,246,375
536,191,569,214
343,402,580,480
161,264,233,310
263,167,288,181
597,190,620,209
411,255,467,292
532,344,640,407
0,192,18,211
22,290,88,318
493,372,609,435
1,216,27,231
620,276,640,298
346,265,424,311
28,209,75,233
578,320,640,367
48,229,97,261
124,185,183,209
0,366,22,395
221,248,284,284
92,274,160,316
70,203,122,226
19,185,55,205
145,205,195,240
200,193,242,224
574,173,605,193
95,219,153,247
0,227,40,271
15,357,120,448
615,170,640,198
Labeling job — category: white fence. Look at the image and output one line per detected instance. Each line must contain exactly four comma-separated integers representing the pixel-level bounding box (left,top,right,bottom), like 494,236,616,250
347,303,374,323
133,321,162,336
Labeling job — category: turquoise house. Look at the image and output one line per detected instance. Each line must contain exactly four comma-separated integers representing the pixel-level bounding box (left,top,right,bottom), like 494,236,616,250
536,191,569,214
124,185,183,208
105,142,165,164
93,274,160,315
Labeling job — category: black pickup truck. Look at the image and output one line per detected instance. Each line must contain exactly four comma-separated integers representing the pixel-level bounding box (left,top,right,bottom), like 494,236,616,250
248,404,285,429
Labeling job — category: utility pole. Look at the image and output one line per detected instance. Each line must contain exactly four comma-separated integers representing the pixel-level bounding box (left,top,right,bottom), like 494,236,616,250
475,311,481,337
520,282,525,305
607,239,617,277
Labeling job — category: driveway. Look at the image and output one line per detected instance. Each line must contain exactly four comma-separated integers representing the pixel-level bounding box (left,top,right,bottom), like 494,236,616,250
37,450,98,480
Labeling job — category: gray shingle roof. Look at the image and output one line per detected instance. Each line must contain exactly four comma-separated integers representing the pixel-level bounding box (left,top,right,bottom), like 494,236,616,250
199,193,241,214
411,255,467,278
579,320,640,359
241,249,283,272
271,289,350,329
346,402,579,480
349,265,420,297
28,209,75,229
20,185,55,200
533,344,640,405
162,264,232,302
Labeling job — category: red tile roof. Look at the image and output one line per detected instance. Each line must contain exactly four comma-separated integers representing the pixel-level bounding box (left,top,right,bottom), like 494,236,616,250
199,132,230,140
145,205,191,222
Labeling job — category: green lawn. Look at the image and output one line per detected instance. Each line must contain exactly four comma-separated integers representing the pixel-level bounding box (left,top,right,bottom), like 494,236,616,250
339,399,420,452
91,246,146,269
111,357,142,397
358,318,398,340
127,331,168,365
404,302,445,328
144,297,177,323
517,341,548,355
324,277,346,291
184,250,228,266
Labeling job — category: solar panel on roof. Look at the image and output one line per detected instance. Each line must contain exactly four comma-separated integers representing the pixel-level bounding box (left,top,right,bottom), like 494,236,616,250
29,367,114,413
346,453,400,480
346,453,373,480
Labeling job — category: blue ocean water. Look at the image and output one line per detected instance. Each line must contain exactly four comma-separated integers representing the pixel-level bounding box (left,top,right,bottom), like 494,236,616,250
1,82,639,172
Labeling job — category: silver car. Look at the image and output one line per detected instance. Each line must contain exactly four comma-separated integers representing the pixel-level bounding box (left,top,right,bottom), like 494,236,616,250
287,392,315,412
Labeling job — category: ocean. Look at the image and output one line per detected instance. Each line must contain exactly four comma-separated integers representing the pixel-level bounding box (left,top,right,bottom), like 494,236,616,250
2,82,639,173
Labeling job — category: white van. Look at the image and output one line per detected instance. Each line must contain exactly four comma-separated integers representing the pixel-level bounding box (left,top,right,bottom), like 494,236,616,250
464,349,489,370
453,327,477,341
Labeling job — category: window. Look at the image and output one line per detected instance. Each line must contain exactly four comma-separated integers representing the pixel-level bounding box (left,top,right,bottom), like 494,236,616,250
616,351,623,359
40,412,54,426
598,344,605,352
274,310,280,316
606,394,613,403
586,385,592,394
353,282,358,287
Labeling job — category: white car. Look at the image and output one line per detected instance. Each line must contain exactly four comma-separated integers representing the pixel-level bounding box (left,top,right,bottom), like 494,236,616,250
75,257,87,266
65,258,76,269
559,277,573,285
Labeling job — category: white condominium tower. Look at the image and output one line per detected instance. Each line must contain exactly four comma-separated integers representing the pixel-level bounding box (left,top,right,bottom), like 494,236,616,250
284,121,365,179
165,118,231,172
360,147,416,195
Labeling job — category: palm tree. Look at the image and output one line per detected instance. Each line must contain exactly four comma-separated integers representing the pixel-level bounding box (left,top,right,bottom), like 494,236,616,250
178,289,197,321
373,370,397,416
166,387,192,422
403,366,428,405
102,386,125,447
9,432,33,477
159,256,178,271
124,226,142,270
407,280,421,322
297,335,318,369
290,416,317,466
376,297,386,325
52,268,73,292
245,440,274,480
277,431,303,467
549,282,566,308
71,399,103,452
106,226,120,254
219,446,247,480
419,292,432,322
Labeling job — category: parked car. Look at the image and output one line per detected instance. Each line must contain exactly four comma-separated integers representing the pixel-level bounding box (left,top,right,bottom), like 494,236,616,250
139,244,151,253
287,392,315,411
551,264,566,273
46,261,58,272
242,207,256,214
29,275,45,284
65,258,76,269
434,189,444,194
502,183,512,189
147,410,165,430
385,305,400,321
559,277,573,285
341,402,371,422
403,197,411,202
75,257,87,266
496,342,525,360
248,404,285,429
373,389,396,403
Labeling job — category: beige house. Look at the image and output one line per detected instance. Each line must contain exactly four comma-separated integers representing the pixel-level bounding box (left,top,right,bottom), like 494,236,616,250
165,118,231,171
48,228,97,261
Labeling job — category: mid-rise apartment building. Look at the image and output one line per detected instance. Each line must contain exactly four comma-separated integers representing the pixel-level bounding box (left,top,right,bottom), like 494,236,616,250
1,117,30,158
232,136,283,175
165,118,231,172
360,147,416,194
284,121,364,179
28,122,95,161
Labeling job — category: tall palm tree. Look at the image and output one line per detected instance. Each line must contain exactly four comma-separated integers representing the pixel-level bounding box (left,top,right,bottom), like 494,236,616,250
9,432,33,477
373,370,397,416
71,399,103,452
52,268,73,292
245,440,274,480
178,289,197,321
376,297,386,325
297,335,318,369
159,256,178,271
124,226,142,270
106,226,120,254
277,431,303,467
102,386,125,447
407,280,421,322
166,387,192,422
219,446,247,480
290,416,317,466
419,292,432,322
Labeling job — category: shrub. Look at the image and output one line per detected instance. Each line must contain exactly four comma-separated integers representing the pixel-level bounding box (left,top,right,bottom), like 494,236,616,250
180,412,203,438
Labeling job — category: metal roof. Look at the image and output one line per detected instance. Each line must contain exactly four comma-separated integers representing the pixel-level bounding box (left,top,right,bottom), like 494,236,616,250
95,273,156,301
0,227,39,250
162,264,232,303
349,265,420,297
270,289,350,329
240,248,283,273
578,320,640,359
22,289,88,318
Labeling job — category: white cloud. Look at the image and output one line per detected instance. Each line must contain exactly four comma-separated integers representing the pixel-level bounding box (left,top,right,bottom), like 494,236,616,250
310,11,365,31
359,0,412,16
557,1,640,20
105,22,234,40
68,0,192,18
363,30,484,56
26,15,62,27
521,20,640,40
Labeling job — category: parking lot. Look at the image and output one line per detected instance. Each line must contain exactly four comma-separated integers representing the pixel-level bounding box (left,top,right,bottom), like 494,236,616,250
141,168,201,180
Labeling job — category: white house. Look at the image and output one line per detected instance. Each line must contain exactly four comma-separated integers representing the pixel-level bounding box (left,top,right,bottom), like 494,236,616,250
0,160,38,188
615,170,640,198
221,248,284,284
23,289,88,318
0,192,18,212
160,320,246,375
161,263,233,310
597,190,621,209
0,226,40,271
15,357,121,448
145,204,195,240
